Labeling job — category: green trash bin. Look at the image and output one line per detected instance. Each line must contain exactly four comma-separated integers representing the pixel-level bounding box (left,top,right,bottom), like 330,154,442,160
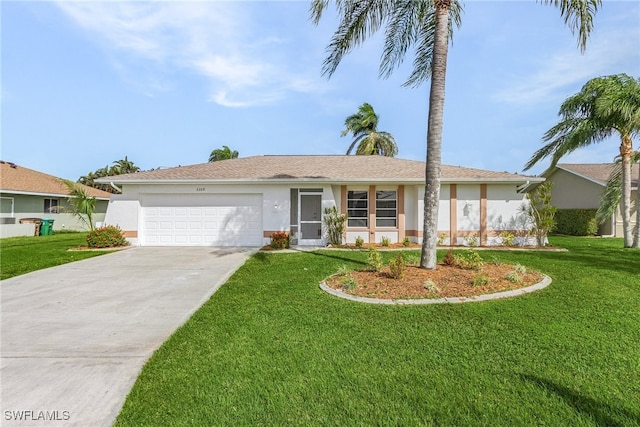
40,218,54,236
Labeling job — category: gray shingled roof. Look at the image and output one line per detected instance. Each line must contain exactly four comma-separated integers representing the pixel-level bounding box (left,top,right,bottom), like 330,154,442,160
0,161,113,199
556,163,639,188
101,155,539,184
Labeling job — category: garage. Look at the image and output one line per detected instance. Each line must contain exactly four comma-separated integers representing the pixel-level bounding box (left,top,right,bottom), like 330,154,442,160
141,194,263,246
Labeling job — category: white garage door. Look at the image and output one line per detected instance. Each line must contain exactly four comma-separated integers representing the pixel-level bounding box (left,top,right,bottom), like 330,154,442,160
141,194,263,246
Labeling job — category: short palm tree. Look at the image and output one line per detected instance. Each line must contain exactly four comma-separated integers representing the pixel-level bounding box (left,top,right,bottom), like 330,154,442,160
62,180,97,231
525,74,640,247
209,146,239,162
312,0,601,268
342,103,397,156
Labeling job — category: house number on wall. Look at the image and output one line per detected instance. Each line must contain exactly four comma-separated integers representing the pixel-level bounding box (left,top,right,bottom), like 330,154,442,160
196,187,206,192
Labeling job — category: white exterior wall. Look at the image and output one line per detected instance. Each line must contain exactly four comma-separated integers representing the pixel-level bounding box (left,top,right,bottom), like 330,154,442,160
103,181,536,247
415,183,534,246
487,185,526,231
457,185,480,231
487,185,532,246
437,185,451,232
103,196,142,245
416,184,454,243
0,223,38,238
104,183,339,246
375,231,399,244
404,185,418,242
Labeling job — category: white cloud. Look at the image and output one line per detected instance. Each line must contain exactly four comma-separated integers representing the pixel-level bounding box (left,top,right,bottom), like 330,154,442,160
493,25,638,105
53,1,323,107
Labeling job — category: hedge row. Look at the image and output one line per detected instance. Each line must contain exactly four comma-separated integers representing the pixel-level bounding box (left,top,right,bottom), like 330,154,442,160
554,209,598,236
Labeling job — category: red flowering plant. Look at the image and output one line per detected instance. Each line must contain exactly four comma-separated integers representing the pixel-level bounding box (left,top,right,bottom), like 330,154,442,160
86,225,129,248
270,231,290,249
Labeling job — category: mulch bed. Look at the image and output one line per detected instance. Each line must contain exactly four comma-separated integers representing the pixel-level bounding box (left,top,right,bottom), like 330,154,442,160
325,263,543,299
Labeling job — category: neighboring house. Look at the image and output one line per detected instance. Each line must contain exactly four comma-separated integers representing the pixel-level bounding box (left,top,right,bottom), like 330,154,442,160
98,155,544,247
542,163,639,236
0,161,112,237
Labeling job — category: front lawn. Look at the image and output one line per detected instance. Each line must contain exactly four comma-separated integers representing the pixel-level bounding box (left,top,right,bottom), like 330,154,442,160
0,232,111,280
115,237,640,426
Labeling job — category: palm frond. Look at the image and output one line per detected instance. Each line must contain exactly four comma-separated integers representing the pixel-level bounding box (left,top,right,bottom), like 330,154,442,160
62,180,97,231
525,74,639,171
540,0,601,53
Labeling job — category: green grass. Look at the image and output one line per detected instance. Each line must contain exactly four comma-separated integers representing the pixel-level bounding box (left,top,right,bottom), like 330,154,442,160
0,232,111,280
115,237,640,426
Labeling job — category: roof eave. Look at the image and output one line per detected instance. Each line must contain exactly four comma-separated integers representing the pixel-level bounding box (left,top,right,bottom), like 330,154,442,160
100,176,542,186
0,189,110,200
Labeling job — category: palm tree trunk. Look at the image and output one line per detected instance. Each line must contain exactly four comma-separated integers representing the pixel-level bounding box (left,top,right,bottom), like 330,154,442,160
420,1,451,269
633,156,640,248
620,135,633,247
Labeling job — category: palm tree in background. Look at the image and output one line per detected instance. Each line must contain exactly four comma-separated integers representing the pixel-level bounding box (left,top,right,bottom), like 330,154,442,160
525,74,640,248
209,146,239,162
311,0,601,268
111,156,140,175
596,152,640,247
79,156,141,193
342,102,398,156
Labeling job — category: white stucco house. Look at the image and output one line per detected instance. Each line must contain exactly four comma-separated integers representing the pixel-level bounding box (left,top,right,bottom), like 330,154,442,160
98,155,544,247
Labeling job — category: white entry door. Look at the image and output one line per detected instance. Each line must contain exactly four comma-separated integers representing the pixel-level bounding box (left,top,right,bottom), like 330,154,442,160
141,194,262,246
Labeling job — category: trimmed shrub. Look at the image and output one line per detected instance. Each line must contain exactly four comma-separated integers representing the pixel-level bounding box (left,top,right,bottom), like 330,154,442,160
270,231,290,249
86,225,129,248
453,249,484,271
499,231,515,247
367,247,383,272
554,209,598,236
380,236,391,247
388,255,405,280
355,236,364,248
473,274,490,287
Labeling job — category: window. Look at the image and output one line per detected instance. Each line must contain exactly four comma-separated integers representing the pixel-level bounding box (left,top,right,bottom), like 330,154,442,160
376,191,397,227
44,198,59,214
347,190,368,227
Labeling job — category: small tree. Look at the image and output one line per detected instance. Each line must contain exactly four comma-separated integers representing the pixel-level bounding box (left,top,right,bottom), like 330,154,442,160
62,180,97,231
323,206,346,246
520,182,557,247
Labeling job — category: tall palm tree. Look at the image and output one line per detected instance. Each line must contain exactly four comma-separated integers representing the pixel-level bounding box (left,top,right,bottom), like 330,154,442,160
209,145,239,162
342,102,398,156
525,74,640,248
596,152,640,247
311,0,600,269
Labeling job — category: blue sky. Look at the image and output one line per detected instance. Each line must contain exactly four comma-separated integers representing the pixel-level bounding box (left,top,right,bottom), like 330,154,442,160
2,1,639,181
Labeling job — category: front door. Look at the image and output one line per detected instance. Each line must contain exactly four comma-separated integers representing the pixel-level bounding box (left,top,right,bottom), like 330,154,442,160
299,194,323,245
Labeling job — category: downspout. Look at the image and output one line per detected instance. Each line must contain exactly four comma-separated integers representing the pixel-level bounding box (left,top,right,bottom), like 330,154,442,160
110,182,122,193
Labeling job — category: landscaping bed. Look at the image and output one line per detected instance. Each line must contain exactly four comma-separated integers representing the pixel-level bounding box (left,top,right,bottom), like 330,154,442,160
325,262,543,299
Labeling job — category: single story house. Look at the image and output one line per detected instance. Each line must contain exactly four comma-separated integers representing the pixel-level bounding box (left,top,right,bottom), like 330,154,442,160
0,161,112,237
542,163,639,236
98,155,544,247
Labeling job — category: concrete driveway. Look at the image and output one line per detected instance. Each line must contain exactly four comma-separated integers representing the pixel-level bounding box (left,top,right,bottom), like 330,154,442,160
1,246,254,427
